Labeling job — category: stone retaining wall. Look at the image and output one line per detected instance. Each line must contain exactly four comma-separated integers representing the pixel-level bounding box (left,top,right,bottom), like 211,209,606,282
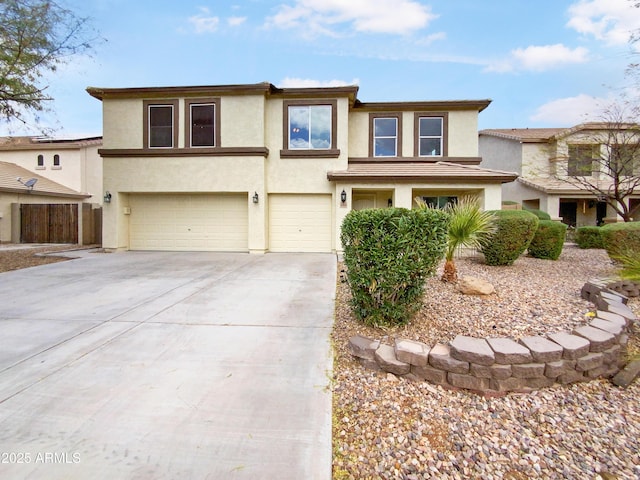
349,279,639,394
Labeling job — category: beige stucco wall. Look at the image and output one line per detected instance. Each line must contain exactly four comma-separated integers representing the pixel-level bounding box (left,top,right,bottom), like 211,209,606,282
221,96,265,147
103,99,143,149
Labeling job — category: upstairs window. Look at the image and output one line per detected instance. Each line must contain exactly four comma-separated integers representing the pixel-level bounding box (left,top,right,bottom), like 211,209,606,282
37,154,44,167
186,98,220,147
371,116,400,157
53,154,60,166
568,145,594,176
286,102,335,150
144,100,178,148
610,145,638,177
418,116,443,156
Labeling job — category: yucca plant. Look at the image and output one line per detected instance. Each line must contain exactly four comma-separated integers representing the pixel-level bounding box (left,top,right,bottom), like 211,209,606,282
613,250,640,282
416,196,496,282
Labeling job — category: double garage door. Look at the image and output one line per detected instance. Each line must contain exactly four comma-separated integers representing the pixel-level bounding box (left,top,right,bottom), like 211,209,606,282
128,193,332,252
129,194,248,251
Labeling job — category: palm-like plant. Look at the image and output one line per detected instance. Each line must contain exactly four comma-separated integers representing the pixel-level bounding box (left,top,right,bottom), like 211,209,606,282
613,251,640,282
417,196,496,282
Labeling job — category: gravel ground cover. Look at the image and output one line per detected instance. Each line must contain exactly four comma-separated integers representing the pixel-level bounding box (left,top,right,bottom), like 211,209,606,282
332,246,640,480
0,244,80,273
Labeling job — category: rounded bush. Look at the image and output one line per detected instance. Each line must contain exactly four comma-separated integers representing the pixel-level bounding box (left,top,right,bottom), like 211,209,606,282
480,210,539,266
528,220,568,260
523,208,551,220
600,221,640,257
575,226,604,249
340,207,449,327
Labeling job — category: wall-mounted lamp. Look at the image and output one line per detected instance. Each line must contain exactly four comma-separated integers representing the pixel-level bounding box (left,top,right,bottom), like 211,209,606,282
340,189,347,204
104,191,112,203
252,192,259,204
388,198,393,208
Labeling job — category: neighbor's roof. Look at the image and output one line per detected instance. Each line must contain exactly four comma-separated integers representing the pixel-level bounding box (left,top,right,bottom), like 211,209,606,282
479,128,565,143
0,136,102,151
0,161,90,199
518,176,640,196
327,161,518,183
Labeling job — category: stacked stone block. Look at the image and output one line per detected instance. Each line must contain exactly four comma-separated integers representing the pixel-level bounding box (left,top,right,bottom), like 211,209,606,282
349,279,637,394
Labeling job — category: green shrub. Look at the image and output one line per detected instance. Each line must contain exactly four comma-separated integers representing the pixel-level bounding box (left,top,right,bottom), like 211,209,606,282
575,226,604,249
480,210,539,266
528,220,568,260
340,207,449,327
600,221,640,258
523,207,551,220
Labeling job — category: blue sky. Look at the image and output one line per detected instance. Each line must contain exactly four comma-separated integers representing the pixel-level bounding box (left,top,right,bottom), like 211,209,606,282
4,0,640,138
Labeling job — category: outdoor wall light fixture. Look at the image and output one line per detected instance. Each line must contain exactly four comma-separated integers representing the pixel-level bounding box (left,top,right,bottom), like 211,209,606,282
252,192,259,204
104,191,112,203
340,189,347,204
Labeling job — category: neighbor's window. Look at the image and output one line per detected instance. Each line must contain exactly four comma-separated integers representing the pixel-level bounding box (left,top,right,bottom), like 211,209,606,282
568,145,594,176
418,116,443,156
373,117,398,157
37,154,44,167
421,195,457,209
144,100,179,149
610,145,637,177
288,104,332,149
186,98,220,147
53,154,60,166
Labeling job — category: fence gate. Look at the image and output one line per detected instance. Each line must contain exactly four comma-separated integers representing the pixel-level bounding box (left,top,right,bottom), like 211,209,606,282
21,204,78,243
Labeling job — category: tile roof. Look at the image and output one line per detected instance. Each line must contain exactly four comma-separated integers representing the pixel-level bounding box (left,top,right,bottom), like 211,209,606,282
327,161,518,183
479,128,566,142
0,161,90,199
518,177,635,195
0,136,102,151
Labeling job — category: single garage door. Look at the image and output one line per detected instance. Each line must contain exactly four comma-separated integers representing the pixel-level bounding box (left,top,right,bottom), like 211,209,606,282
269,194,332,252
129,193,248,251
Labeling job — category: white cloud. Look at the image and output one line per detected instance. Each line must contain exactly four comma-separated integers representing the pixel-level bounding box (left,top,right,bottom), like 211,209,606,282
485,44,589,73
530,94,608,124
188,8,220,34
278,77,360,88
228,16,247,27
266,0,437,36
567,0,640,46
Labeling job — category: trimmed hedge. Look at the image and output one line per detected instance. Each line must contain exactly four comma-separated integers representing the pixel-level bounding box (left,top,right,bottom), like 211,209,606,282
523,208,552,220
481,210,539,266
528,220,568,260
575,226,605,249
340,207,449,327
600,221,640,257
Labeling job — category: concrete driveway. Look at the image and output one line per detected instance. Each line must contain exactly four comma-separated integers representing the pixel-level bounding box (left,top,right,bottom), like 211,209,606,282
0,251,337,480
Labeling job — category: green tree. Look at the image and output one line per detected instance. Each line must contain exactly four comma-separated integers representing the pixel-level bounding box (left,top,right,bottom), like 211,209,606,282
0,0,97,129
416,195,496,283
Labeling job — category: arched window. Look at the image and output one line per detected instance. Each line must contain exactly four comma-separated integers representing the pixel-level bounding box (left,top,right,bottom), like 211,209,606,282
53,154,60,166
37,154,44,167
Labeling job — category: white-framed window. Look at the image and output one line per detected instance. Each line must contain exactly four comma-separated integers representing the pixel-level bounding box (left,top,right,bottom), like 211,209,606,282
143,100,178,149
373,117,398,157
418,116,443,156
288,104,332,149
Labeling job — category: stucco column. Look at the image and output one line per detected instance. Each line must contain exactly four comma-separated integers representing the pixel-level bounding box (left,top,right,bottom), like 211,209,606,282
543,195,561,221
482,184,502,210
248,190,267,254
334,184,351,253
394,185,413,209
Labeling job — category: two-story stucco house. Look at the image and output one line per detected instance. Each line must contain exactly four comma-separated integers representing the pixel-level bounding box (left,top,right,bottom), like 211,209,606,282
480,125,640,227
87,82,517,253
0,136,103,243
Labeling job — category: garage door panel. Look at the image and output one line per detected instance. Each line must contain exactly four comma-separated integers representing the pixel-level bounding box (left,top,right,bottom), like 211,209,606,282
269,194,332,253
129,194,248,252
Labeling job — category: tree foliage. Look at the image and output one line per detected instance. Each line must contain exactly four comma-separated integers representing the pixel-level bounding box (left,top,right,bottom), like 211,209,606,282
0,0,97,128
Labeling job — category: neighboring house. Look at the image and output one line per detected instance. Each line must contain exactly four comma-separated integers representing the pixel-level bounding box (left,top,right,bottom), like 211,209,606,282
87,82,517,253
480,125,640,227
0,137,103,244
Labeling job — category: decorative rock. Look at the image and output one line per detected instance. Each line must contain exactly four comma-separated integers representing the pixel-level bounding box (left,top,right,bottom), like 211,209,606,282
585,365,614,379
394,338,430,367
487,337,533,364
447,372,490,391
511,363,546,378
599,290,628,305
411,364,448,384
557,370,585,384
458,276,495,295
612,359,640,388
602,345,622,364
525,377,555,389
573,325,616,352
490,377,527,392
349,335,380,360
607,304,638,323
519,336,563,362
374,344,410,375
429,343,470,374
450,335,495,366
576,352,604,372
547,332,590,360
